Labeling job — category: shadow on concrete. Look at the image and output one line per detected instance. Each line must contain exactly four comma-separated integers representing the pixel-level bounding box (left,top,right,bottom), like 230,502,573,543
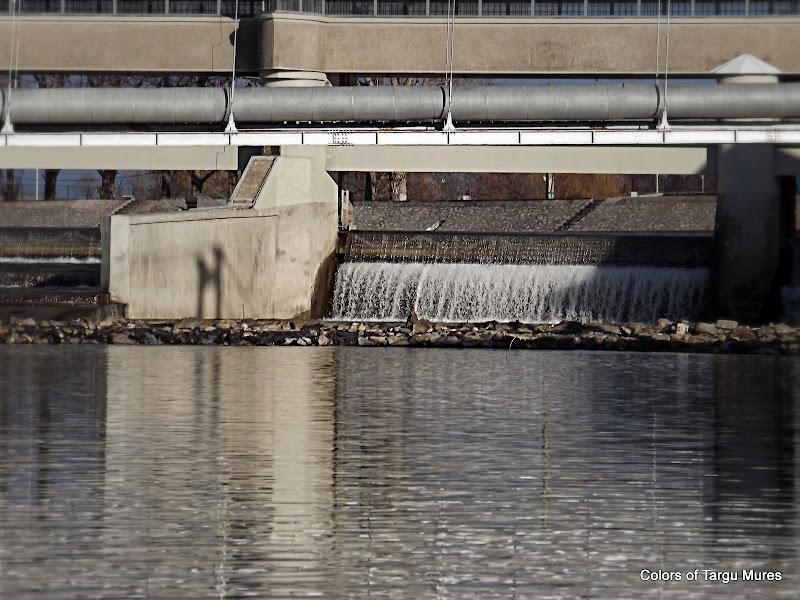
196,246,224,320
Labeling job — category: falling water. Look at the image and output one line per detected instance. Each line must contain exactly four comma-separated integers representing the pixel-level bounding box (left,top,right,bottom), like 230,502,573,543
331,262,710,324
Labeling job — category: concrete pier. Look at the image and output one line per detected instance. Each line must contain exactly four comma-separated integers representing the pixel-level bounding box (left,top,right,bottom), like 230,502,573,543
713,145,794,321
102,147,338,320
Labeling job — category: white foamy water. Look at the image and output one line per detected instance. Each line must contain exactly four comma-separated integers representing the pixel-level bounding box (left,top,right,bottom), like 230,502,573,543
0,256,100,264
332,261,709,323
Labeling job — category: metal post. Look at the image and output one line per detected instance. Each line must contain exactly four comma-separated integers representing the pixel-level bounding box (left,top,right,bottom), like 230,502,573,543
373,0,377,14
744,0,749,13
61,0,66,13
531,0,535,15
636,0,641,14
583,0,587,14
35,169,39,200
217,0,222,14
690,0,694,13
165,0,169,13
477,0,481,15
426,0,430,14
112,0,117,13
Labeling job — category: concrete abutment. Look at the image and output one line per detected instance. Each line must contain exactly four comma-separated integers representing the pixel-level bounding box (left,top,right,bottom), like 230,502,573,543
102,146,339,320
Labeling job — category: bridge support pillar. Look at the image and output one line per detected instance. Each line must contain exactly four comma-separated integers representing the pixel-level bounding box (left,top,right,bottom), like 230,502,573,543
714,144,794,321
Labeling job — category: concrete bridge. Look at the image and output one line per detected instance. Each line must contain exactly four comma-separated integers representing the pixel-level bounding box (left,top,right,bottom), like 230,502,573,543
2,4,800,77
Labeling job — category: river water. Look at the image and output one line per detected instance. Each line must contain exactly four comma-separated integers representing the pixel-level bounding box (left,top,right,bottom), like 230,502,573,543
1,346,798,599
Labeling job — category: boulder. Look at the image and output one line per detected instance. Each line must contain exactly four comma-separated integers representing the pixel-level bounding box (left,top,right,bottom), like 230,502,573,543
412,319,434,334
175,317,203,330
730,326,756,341
715,319,738,330
657,318,673,330
694,322,718,335
317,334,333,346
110,332,136,345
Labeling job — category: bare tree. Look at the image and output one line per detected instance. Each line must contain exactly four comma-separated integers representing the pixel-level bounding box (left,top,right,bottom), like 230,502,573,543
97,170,118,199
190,170,215,195
76,173,98,199
43,169,60,200
1,169,19,202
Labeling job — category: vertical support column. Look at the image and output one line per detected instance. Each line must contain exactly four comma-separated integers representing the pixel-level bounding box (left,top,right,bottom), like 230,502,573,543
714,144,782,321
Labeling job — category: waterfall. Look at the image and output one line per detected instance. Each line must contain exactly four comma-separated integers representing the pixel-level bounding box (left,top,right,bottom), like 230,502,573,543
331,262,709,324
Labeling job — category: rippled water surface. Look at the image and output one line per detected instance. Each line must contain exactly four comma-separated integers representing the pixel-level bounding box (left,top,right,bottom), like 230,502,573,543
1,346,798,599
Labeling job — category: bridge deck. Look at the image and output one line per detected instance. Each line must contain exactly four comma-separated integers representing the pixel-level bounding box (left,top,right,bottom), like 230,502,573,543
3,12,800,76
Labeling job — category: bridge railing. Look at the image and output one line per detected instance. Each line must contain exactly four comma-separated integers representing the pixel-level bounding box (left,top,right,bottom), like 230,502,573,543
6,0,800,16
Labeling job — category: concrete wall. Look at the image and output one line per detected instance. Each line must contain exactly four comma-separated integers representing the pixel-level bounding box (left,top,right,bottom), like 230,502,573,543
0,16,257,73
4,14,800,76
263,15,800,77
102,146,339,320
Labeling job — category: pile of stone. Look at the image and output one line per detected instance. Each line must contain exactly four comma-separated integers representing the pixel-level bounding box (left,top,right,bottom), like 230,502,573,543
2,314,799,354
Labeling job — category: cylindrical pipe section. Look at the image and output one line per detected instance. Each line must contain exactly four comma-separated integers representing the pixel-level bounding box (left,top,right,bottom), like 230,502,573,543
232,85,448,122
3,83,800,125
4,88,228,124
448,84,661,121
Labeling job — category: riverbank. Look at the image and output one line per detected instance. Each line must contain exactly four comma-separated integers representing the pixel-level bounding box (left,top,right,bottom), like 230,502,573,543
2,314,800,354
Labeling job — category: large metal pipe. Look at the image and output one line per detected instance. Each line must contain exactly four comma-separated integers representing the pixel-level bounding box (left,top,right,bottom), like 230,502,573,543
3,83,800,125
2,88,228,124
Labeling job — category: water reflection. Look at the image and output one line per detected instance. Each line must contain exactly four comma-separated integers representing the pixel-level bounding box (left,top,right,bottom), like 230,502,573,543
0,347,798,598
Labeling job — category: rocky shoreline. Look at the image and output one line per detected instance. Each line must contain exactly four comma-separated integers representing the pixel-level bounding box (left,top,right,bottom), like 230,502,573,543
2,314,800,354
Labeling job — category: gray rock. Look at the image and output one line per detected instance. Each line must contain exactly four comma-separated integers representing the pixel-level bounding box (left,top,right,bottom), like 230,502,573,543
412,319,434,334
18,317,37,327
441,335,461,347
387,335,410,346
730,325,755,341
715,319,738,330
317,334,333,346
110,332,136,345
675,322,690,336
657,318,673,330
694,322,718,335
175,317,203,330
